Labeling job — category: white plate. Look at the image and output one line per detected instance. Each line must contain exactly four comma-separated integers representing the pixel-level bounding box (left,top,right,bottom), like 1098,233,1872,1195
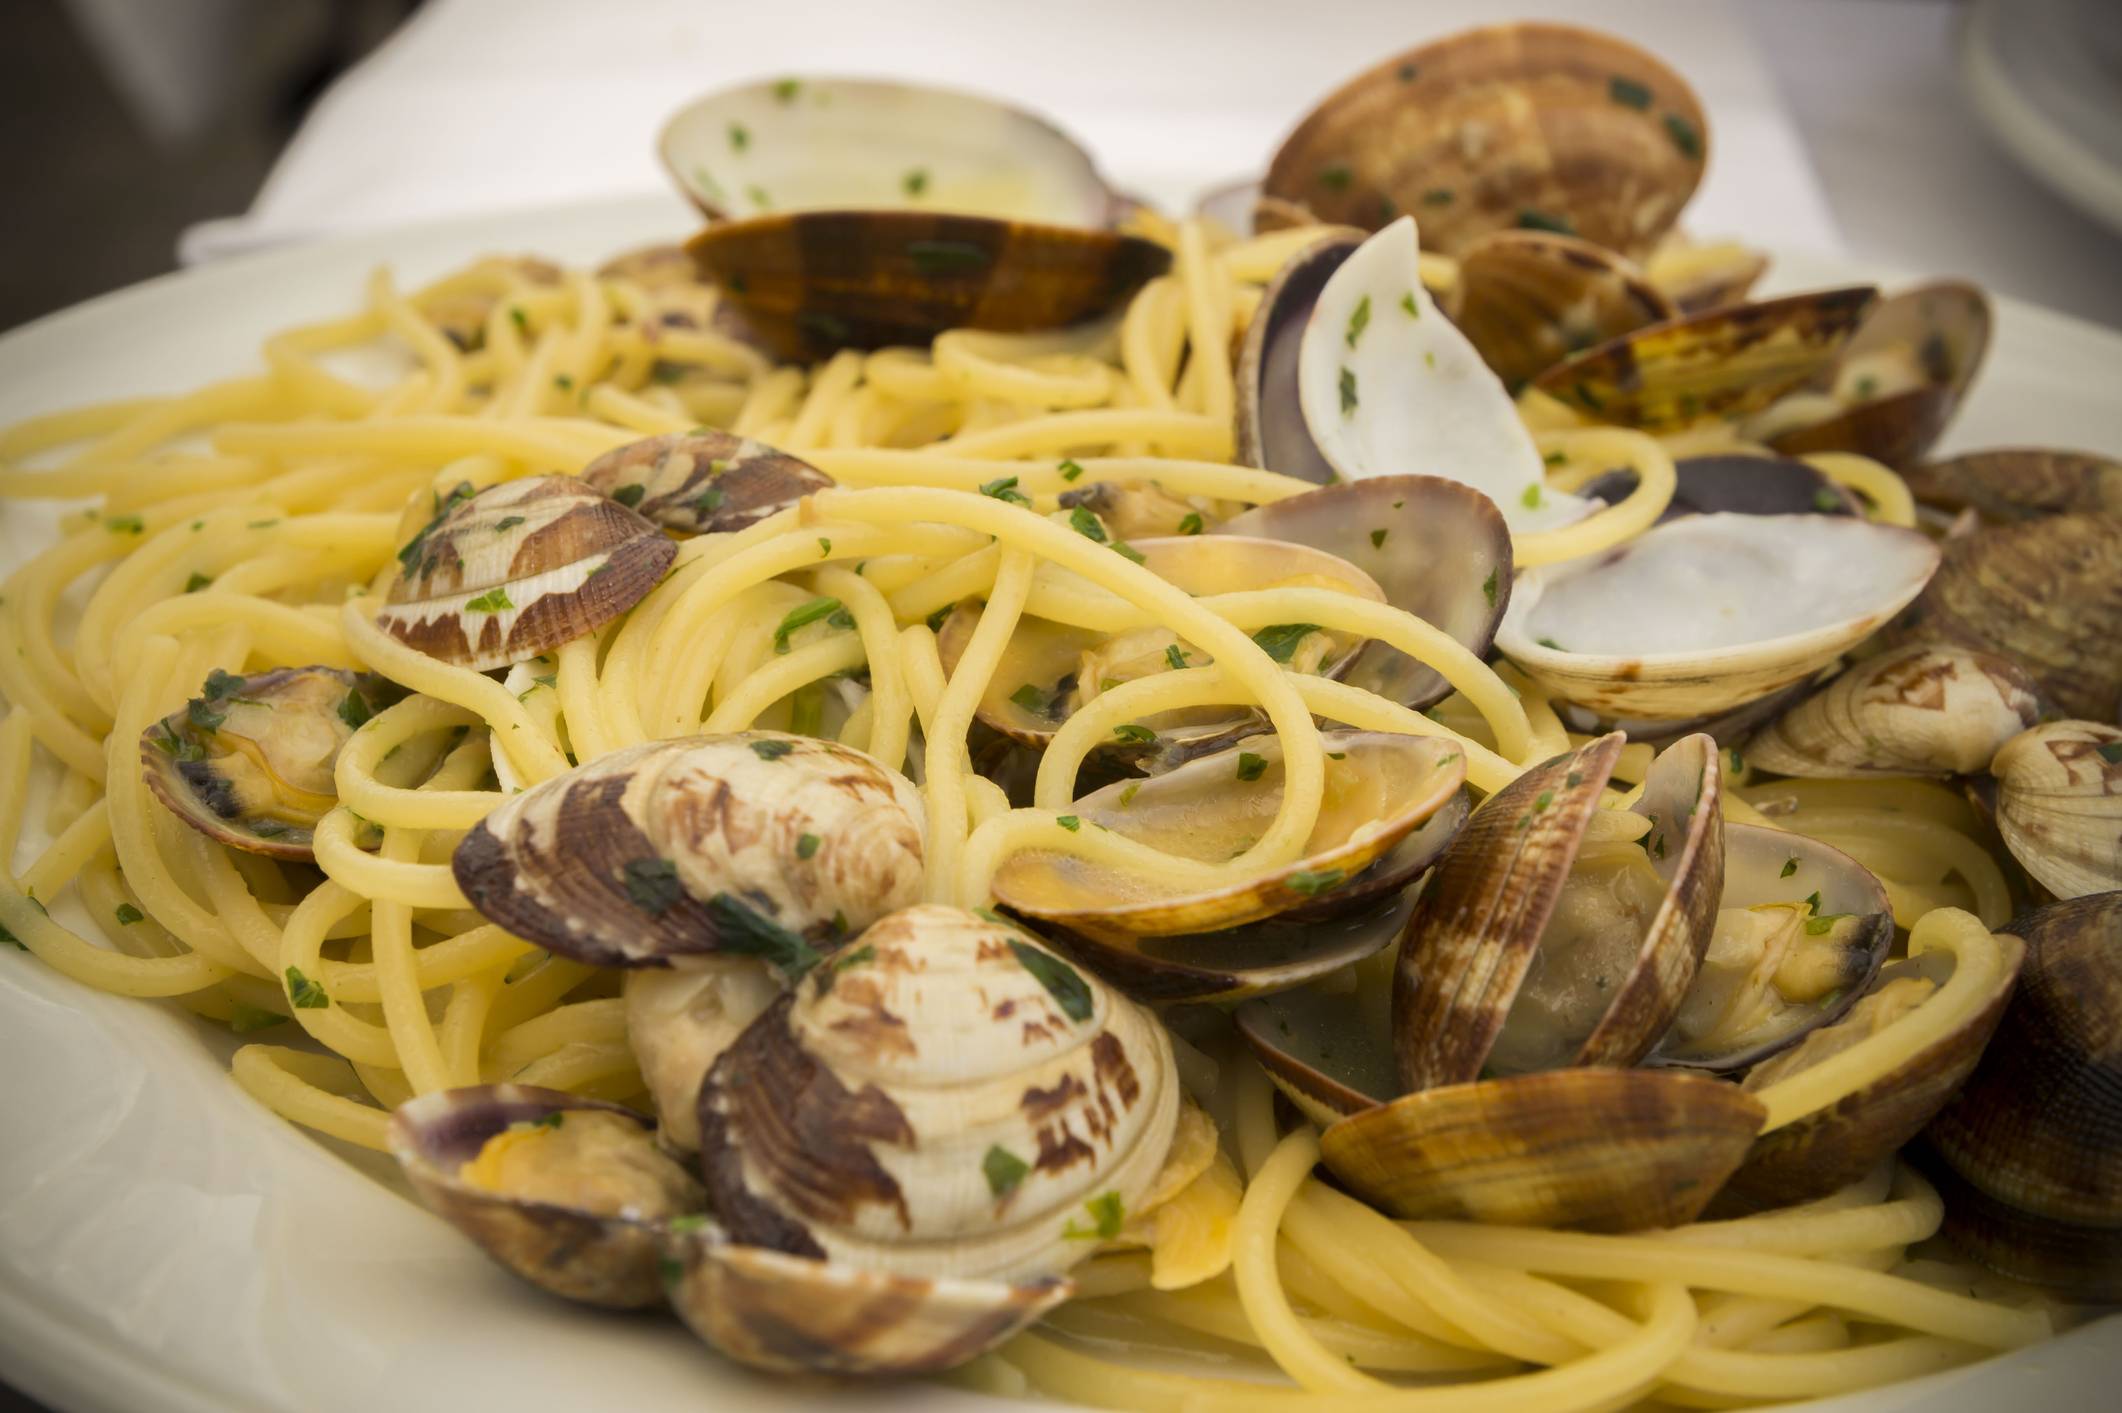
1960,0,2122,237
2,195,2118,1413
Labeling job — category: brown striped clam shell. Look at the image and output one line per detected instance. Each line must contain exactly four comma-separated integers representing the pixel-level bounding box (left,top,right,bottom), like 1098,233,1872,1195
452,733,925,968
1744,642,2043,780
1902,447,2122,525
578,431,831,535
1990,720,2122,900
1448,228,1674,389
378,475,675,672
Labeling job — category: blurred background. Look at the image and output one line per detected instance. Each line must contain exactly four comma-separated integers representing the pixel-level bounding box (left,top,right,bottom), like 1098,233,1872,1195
4,0,2121,333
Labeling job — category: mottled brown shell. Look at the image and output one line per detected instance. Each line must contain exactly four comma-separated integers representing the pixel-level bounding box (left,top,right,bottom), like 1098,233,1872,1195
1532,286,1878,431
378,476,675,671
1233,228,1362,483
1902,447,2122,525
1449,229,1674,389
1261,23,1708,259
1744,642,2043,780
685,211,1171,362
578,431,831,535
1990,721,2122,900
1319,1068,1765,1231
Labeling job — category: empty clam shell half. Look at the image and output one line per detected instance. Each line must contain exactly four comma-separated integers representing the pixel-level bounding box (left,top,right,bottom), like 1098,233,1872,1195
1744,642,2043,780
1260,23,1707,260
1449,229,1674,390
1653,824,1893,1072
990,731,1466,940
378,476,675,672
389,1084,705,1309
1233,228,1360,484
1215,475,1512,711
1533,286,1879,432
140,665,402,861
1990,720,2122,900
578,431,830,534
1496,512,1941,720
452,734,925,968
1393,733,1723,1090
659,76,1117,227
1578,453,1862,522
1318,1068,1765,1231
1902,447,2122,524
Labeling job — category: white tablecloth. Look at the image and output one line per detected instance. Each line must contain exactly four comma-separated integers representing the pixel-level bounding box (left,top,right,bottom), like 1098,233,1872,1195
184,0,2122,329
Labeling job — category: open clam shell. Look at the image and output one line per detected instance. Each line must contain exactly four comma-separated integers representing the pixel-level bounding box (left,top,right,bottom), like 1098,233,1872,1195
1744,642,2043,780
1990,720,2122,900
1214,475,1512,711
1923,892,2122,1299
1891,510,2122,722
1393,733,1724,1089
1259,23,1708,260
1902,447,2122,524
389,1085,705,1309
1652,825,1893,1073
140,666,403,861
1449,229,1674,390
378,476,676,672
664,1227,1069,1377
1708,931,2024,1216
1532,286,1879,432
578,431,830,535
1496,513,1941,721
990,731,1466,940
685,212,1170,362
1317,1068,1765,1231
941,534,1385,755
1578,452,1863,521
452,734,925,967
1233,228,1360,484
1758,281,1991,467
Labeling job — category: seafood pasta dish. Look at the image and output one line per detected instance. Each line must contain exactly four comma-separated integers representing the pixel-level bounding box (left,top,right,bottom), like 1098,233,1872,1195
2,22,2117,1413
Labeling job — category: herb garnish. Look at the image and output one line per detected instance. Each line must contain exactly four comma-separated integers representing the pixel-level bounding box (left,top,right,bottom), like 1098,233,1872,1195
1236,752,1267,782
1251,623,1321,663
984,1145,1030,1197
774,596,845,653
707,892,822,979
286,966,330,1009
465,587,513,614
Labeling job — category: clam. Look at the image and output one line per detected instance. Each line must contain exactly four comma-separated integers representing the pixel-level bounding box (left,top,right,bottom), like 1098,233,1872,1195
1578,452,1862,521
1989,721,2122,900
1213,475,1512,710
1241,217,1591,532
1755,281,1992,467
389,1085,705,1309
1235,953,1401,1128
1393,732,1724,1090
452,733,925,968
1923,892,2122,1300
1258,23,1708,260
624,958,784,1154
377,476,676,673
990,730,1466,940
1532,286,1879,432
578,431,831,535
1055,481,1211,541
1495,512,1941,721
1707,929,2024,1216
670,903,1177,1372
1318,1067,1766,1231
1447,229,1674,389
1651,825,1894,1072
1891,510,2122,720
939,534,1385,756
1902,447,2122,524
140,666,404,860
1744,642,2043,780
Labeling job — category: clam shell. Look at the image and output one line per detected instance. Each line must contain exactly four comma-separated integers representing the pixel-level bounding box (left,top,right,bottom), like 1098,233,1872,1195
1215,475,1512,711
1318,1068,1766,1231
139,665,402,861
1532,286,1878,431
1902,447,2122,524
1990,721,2122,900
1260,23,1708,260
990,731,1466,940
1449,229,1674,389
1496,513,1941,720
1744,642,2043,780
1235,960,1400,1128
1578,453,1862,522
378,476,675,672
1707,931,2024,1216
1892,510,2122,721
578,431,830,535
1923,892,2122,1299
696,905,1179,1283
664,1226,1069,1376
624,958,783,1154
389,1085,702,1309
1644,238,1769,315
1233,229,1361,484
452,734,925,967
1392,732,1723,1089
684,211,1170,362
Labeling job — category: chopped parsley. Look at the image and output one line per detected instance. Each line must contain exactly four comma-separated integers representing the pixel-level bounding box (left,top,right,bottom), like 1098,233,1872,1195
692,486,727,518
337,688,373,730
464,587,513,614
1318,164,1353,191
750,738,796,761
1482,568,1498,607
1117,782,1141,808
831,943,875,974
773,596,845,653
796,832,821,860
906,240,990,276
1345,295,1372,349
817,536,832,558
1664,113,1703,160
983,1144,1030,1197
1112,723,1157,744
979,475,1032,506
727,122,749,152
1422,188,1454,206
2098,741,2122,764
228,1002,285,1034
1813,488,1844,513
707,892,821,979
1177,511,1204,535
610,483,646,508
1400,291,1420,318
1781,857,1801,878
286,966,330,1009
1536,637,1564,651
553,374,574,392
1251,623,1321,663
1111,540,1146,564
114,903,144,925
1804,890,1823,914
1008,938,1094,1021
772,78,801,103
1236,752,1267,782
1064,1191,1127,1241
106,514,144,534
1058,458,1085,482
1521,484,1545,509
1165,645,1187,671
902,168,929,197
1370,528,1388,549
1608,76,1652,110
1516,209,1575,235
184,572,212,593
1339,366,1358,415
493,514,527,531
623,857,684,915
509,306,529,333
1068,505,1108,543
1285,868,1344,897
1804,914,1848,937
1009,683,1051,716
1056,815,1081,832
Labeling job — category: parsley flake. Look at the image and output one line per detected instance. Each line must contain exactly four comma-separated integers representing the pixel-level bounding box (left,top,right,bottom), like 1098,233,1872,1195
707,892,822,979
796,832,821,860
750,738,796,761
1286,868,1344,897
902,167,929,198
1058,458,1085,482
114,903,144,925
337,688,373,730
1339,366,1358,415
1064,1191,1127,1241
611,483,646,508
1516,209,1575,235
1370,528,1388,549
1251,623,1321,663
1008,938,1093,1021
1482,568,1498,607
1345,295,1372,349
1112,723,1157,744
979,475,1032,506
773,596,844,653
1236,752,1267,782
1056,815,1081,832
1664,113,1703,159
1165,644,1187,671
623,857,684,915
1609,76,1652,109
983,1144,1030,1197
286,966,330,1009
1318,164,1353,191
1400,291,1420,318
184,572,212,593
1068,505,1108,543
1780,857,1800,878
1177,511,1204,535
465,587,513,613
